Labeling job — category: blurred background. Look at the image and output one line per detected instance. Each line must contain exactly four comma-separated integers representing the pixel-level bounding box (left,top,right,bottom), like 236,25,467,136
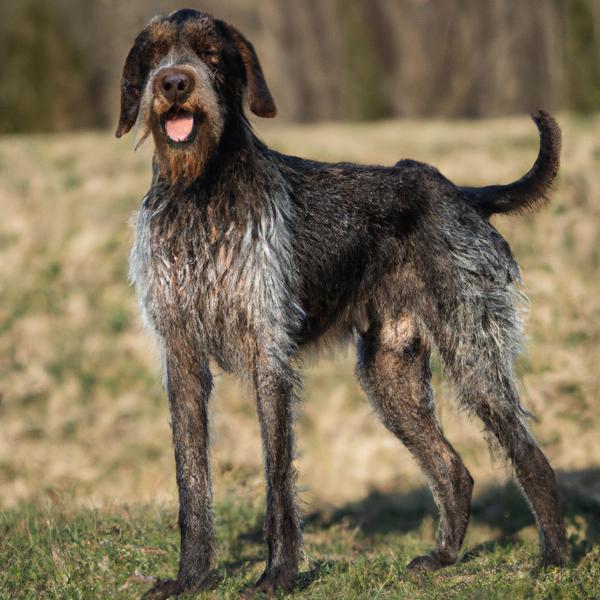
0,0,598,547
1,0,600,133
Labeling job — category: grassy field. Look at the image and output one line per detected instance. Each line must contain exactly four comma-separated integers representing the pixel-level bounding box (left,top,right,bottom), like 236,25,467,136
0,114,599,598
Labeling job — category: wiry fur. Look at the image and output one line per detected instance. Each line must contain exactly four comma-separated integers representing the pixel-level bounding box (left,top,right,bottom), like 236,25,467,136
116,9,567,599
130,154,304,375
461,111,561,216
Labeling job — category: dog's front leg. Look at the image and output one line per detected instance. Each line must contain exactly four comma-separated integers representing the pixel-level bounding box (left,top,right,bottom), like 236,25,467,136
252,357,302,594
143,343,214,600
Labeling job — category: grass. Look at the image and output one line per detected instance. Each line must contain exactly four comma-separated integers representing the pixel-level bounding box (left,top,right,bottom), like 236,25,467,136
2,488,599,599
0,114,599,596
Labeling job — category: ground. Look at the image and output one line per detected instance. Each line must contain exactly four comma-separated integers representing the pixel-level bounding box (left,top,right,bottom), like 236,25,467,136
0,114,598,598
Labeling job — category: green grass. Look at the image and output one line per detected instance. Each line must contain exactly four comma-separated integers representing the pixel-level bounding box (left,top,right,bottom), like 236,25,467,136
1,487,598,599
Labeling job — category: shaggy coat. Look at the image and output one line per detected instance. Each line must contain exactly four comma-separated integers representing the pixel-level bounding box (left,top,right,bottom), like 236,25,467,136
116,9,567,599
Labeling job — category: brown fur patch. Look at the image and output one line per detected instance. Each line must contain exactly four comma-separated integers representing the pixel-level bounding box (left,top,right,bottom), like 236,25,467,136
155,130,218,185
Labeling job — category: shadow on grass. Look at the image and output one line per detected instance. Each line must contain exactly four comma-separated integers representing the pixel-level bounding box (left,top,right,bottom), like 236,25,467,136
304,486,436,535
227,468,599,594
221,555,264,575
299,468,600,561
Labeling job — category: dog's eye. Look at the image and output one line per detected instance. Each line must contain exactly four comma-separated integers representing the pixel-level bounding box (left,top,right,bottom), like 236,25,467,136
198,48,220,64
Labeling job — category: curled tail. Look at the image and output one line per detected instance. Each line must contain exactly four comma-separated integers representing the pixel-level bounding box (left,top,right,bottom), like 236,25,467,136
461,110,561,217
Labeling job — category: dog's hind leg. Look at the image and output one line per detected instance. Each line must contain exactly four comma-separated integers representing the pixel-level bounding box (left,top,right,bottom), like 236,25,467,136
251,355,302,594
356,314,474,571
473,403,567,567
422,283,567,567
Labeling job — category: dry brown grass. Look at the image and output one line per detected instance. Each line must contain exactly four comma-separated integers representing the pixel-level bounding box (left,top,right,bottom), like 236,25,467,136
0,114,598,513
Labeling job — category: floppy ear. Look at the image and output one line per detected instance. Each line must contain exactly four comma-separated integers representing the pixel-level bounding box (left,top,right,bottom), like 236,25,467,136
220,21,277,118
116,32,148,138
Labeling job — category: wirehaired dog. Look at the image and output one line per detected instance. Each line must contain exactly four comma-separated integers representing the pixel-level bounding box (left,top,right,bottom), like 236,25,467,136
116,9,567,598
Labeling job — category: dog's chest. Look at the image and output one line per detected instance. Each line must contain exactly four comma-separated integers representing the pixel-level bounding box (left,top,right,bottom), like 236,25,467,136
130,191,302,371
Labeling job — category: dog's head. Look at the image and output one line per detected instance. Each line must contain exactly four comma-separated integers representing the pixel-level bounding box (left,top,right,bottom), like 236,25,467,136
116,9,276,184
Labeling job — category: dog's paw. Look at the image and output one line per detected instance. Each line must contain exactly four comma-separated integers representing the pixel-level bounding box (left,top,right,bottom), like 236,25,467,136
140,575,209,600
140,579,183,600
406,553,454,573
242,566,297,597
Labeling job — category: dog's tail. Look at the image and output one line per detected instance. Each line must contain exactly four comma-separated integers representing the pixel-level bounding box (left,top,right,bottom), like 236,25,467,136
461,110,561,217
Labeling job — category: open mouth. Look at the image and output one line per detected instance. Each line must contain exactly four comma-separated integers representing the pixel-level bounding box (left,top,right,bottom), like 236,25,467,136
162,108,198,145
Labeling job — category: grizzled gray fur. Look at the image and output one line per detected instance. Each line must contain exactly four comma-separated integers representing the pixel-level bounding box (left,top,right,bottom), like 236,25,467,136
116,9,567,598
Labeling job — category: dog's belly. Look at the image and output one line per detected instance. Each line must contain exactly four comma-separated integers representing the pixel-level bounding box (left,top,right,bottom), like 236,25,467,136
293,231,404,346
295,266,370,345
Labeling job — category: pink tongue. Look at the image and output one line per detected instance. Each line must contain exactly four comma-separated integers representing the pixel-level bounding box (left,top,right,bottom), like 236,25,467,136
165,115,194,142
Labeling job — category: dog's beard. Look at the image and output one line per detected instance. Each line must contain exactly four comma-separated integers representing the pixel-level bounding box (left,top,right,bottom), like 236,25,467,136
132,97,219,184
154,119,218,185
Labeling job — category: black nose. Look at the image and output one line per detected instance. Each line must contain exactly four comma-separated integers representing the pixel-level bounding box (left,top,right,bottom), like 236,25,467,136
159,69,192,103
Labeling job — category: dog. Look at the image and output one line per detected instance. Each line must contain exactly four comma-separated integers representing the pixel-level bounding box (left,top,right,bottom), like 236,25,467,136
116,9,567,598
